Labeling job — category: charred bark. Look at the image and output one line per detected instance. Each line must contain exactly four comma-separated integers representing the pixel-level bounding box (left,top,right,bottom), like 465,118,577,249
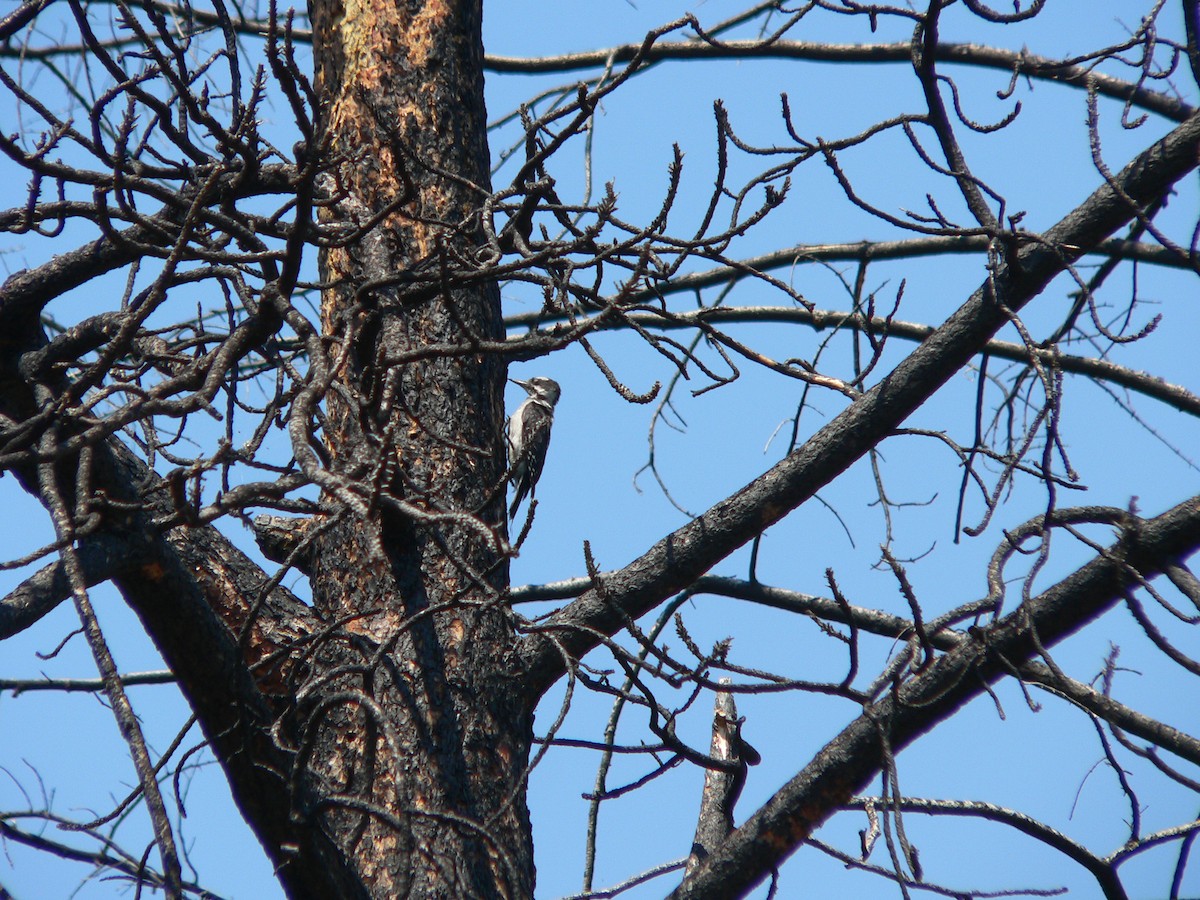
303,1,532,896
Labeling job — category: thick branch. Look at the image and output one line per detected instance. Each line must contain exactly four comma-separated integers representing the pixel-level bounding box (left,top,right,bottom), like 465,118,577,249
0,412,359,898
695,576,1200,768
0,533,128,639
73,443,362,900
519,112,1200,695
669,496,1200,899
688,688,758,873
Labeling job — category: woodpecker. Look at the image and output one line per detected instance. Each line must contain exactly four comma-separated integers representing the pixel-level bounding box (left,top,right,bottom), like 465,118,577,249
507,376,561,520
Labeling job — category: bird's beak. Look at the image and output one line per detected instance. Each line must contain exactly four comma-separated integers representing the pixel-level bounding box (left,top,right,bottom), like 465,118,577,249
509,378,531,390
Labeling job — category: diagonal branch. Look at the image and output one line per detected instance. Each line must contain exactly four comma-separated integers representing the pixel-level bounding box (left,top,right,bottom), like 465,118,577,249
0,532,129,639
69,441,363,900
0,817,210,899
694,575,1200,768
0,421,362,898
669,495,1200,899
519,111,1200,697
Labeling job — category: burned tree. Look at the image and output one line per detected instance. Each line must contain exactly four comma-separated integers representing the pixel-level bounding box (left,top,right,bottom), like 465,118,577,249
1,1,1199,898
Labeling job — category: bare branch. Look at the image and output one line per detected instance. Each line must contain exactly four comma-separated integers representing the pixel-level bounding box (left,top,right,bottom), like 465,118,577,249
669,496,1200,899
521,111,1200,693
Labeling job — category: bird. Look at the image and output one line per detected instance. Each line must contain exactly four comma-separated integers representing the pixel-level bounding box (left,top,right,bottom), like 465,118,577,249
506,376,561,520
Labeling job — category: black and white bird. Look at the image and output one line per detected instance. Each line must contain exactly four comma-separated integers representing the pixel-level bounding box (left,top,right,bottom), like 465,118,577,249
506,376,561,520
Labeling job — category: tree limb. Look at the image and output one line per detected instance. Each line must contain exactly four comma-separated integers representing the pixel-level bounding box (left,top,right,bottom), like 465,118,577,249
843,797,1128,900
487,40,1195,123
668,495,1200,899
519,111,1200,696
511,301,1200,417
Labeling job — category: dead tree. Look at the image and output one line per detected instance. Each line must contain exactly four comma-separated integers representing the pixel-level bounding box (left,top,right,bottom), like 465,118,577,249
1,1,1199,898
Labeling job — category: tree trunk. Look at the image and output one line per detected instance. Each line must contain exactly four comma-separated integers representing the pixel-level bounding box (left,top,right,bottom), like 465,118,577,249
304,1,532,896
